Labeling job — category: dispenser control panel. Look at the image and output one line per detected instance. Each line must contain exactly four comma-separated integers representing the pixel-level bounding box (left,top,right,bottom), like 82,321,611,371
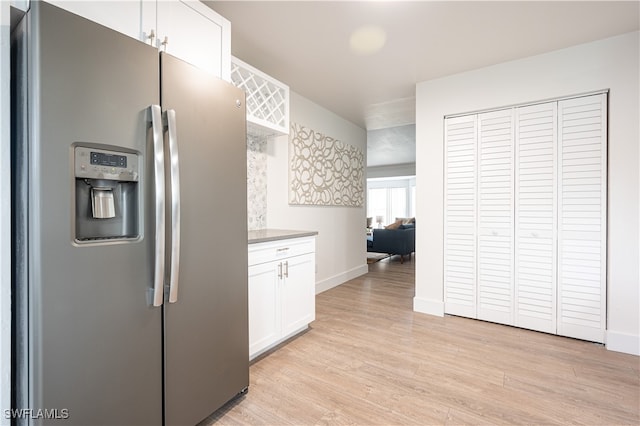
90,151,127,168
75,146,139,181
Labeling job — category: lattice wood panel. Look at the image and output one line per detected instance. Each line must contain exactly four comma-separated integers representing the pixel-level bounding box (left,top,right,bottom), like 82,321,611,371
231,56,289,137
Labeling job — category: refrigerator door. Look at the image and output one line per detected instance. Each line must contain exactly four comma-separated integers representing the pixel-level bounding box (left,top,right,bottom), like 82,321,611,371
14,3,162,424
160,52,249,426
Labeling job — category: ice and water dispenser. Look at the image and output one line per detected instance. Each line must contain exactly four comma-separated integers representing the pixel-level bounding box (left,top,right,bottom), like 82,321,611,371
74,146,140,241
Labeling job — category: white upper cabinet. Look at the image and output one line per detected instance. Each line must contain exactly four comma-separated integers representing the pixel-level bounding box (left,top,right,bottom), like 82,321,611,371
44,0,156,41
44,0,230,80
156,1,230,80
10,0,30,12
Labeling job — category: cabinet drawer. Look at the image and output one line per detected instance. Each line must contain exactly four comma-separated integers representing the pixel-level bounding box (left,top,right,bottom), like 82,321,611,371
248,237,315,266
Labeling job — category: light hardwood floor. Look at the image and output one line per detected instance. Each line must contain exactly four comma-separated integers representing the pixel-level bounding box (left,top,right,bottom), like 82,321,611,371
206,254,639,425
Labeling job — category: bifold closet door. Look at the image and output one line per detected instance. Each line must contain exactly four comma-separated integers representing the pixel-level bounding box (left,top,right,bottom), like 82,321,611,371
557,94,607,343
477,110,515,324
444,94,607,342
514,102,558,334
444,115,477,318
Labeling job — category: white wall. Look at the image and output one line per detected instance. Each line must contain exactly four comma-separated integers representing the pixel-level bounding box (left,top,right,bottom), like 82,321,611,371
1,2,11,422
267,91,368,293
367,163,416,179
415,31,640,355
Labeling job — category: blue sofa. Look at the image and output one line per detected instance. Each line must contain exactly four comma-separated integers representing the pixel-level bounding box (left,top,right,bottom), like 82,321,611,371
367,224,415,263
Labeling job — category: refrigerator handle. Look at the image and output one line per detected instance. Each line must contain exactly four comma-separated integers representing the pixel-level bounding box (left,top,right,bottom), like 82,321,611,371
149,105,165,307
165,109,181,303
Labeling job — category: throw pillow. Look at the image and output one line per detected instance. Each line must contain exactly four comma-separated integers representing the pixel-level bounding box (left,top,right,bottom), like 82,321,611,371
385,219,402,230
396,217,416,225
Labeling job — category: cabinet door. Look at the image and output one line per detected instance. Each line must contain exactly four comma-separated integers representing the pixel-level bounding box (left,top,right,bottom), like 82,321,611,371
557,94,607,343
444,115,478,318
477,109,515,325
514,102,557,334
281,253,316,338
156,0,230,79
45,0,156,42
248,261,280,358
10,0,29,12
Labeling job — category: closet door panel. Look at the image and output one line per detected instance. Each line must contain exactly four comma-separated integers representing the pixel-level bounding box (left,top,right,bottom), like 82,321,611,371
477,109,514,324
444,115,477,318
557,94,607,343
515,103,557,334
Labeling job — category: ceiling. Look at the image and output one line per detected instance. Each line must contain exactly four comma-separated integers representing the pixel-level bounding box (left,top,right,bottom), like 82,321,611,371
206,1,638,168
367,124,415,167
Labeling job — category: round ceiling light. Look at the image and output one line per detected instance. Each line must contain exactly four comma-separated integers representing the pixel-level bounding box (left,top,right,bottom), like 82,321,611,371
349,25,387,55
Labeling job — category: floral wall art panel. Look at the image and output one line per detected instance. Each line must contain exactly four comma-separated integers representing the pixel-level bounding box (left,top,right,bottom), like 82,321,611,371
289,123,364,207
247,134,268,230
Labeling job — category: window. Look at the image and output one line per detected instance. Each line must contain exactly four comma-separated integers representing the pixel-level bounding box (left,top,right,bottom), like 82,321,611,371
390,188,407,222
368,188,388,226
366,176,416,227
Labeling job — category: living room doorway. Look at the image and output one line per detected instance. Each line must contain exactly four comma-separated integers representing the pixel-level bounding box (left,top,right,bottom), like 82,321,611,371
366,176,416,265
366,122,416,280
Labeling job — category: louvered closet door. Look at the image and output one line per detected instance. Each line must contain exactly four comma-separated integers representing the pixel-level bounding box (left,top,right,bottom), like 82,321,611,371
557,94,607,343
477,110,515,325
514,103,557,334
444,115,477,318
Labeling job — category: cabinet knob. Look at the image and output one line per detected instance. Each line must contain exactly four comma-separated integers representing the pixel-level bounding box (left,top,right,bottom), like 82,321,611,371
161,36,169,51
146,29,155,45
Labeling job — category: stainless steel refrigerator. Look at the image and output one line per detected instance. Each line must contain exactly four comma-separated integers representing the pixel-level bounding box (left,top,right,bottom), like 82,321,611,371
12,2,249,425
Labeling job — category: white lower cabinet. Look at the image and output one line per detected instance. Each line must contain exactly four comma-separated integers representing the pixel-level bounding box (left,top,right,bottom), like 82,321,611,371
248,237,315,359
281,253,316,337
247,262,280,357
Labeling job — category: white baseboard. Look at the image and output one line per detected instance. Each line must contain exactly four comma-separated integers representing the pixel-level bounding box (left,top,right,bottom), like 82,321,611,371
315,264,368,294
413,296,444,317
249,325,309,361
606,330,640,356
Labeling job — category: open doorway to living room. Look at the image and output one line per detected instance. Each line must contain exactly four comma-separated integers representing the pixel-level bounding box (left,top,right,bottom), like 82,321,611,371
366,176,416,264
366,122,416,267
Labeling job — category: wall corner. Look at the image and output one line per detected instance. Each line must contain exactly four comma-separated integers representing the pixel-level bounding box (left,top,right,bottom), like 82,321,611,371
606,330,640,356
413,296,444,317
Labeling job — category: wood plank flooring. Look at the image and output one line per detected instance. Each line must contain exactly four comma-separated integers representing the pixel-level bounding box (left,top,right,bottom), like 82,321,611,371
205,255,639,425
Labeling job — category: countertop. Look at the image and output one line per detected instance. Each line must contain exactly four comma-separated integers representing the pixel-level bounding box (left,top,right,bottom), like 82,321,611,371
248,229,318,244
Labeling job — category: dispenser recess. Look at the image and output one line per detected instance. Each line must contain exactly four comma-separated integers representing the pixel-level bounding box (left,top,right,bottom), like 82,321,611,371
74,145,140,242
